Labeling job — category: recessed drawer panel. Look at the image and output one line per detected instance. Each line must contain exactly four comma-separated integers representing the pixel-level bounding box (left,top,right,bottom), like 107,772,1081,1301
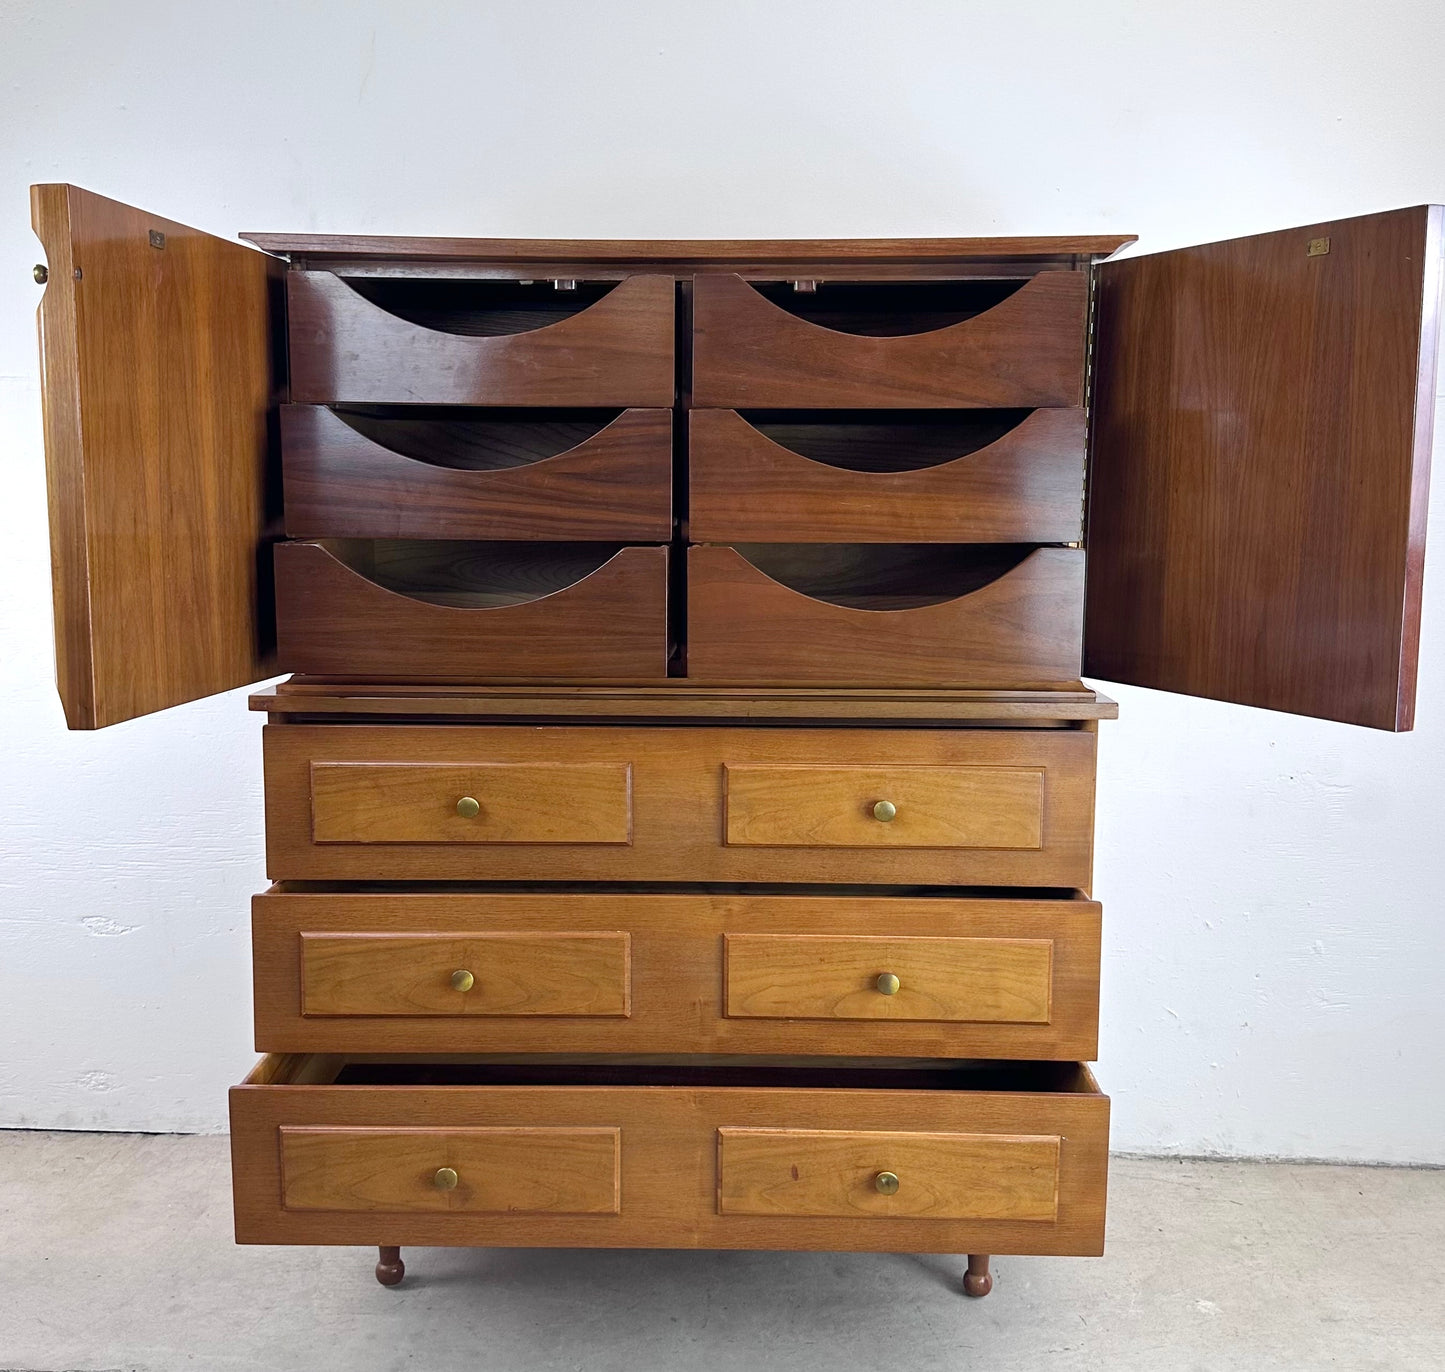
264,726,1097,888
723,934,1053,1023
288,271,675,406
231,1057,1108,1254
281,1126,621,1214
692,272,1087,409
724,764,1042,849
309,761,632,845
300,932,631,1017
254,890,1101,1061
717,1128,1060,1220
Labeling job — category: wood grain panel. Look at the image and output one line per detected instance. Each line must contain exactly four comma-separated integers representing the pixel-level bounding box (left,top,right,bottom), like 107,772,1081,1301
687,545,1084,687
282,405,672,540
723,935,1052,1023
253,890,1101,1060
692,271,1086,408
30,183,278,729
263,725,1097,887
723,765,1042,849
281,1127,621,1213
717,1129,1060,1220
689,408,1085,543
309,761,632,844
288,271,674,405
1087,205,1443,731
231,1061,1109,1252
273,541,670,679
301,933,631,1017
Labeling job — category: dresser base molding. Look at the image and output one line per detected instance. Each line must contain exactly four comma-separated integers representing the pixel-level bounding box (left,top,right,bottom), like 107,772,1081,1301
230,1055,1107,1257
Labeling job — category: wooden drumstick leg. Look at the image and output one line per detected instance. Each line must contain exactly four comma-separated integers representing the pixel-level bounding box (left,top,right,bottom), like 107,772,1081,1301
963,1253,992,1297
375,1246,405,1287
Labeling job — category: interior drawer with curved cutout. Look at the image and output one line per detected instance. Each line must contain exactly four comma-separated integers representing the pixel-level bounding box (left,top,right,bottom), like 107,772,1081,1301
692,272,1087,408
273,540,669,679
231,1056,1107,1253
282,405,672,541
687,544,1084,686
287,271,675,406
252,887,1101,1060
689,408,1085,543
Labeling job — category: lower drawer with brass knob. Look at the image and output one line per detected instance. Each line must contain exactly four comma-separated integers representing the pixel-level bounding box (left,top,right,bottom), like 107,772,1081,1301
263,722,1097,888
230,1055,1108,1253
252,887,1101,1060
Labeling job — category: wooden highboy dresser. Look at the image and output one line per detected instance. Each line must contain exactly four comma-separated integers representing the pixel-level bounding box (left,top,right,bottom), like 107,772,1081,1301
31,186,1440,1297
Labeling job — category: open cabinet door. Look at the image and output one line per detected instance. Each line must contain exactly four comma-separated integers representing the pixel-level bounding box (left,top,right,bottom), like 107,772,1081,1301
32,184,281,729
1085,207,1442,730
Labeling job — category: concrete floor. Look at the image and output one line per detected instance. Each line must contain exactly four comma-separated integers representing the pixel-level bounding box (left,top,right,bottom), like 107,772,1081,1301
1,1133,1441,1371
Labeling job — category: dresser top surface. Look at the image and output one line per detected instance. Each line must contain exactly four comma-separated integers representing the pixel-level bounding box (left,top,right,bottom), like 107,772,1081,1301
238,232,1138,264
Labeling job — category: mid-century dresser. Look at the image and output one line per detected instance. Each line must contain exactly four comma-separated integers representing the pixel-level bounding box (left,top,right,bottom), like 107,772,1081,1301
30,185,1439,1297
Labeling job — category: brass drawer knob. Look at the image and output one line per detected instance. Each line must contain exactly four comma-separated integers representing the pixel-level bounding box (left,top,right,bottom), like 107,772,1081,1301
434,1167,459,1191
33,263,48,284
875,1171,900,1195
450,969,475,993
876,972,901,996
456,796,481,818
872,800,897,823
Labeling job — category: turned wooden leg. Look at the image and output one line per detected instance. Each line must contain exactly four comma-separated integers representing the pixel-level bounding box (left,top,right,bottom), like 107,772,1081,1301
375,1246,405,1287
963,1253,993,1298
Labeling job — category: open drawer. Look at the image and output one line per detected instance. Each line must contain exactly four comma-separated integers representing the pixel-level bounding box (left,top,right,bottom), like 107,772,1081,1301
689,408,1085,544
687,544,1084,686
691,272,1087,408
273,540,670,679
287,272,676,406
252,886,1102,1061
282,406,673,541
231,1056,1108,1254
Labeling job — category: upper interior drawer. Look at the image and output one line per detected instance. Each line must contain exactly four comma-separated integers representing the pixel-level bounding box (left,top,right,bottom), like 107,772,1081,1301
691,272,1087,408
287,272,676,406
282,406,672,542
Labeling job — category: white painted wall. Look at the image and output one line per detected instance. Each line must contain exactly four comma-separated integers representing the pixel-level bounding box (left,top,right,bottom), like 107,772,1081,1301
1,0,1442,1158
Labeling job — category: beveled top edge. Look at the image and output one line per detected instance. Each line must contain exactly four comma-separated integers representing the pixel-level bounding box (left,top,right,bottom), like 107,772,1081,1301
238,233,1138,262
248,681,1120,722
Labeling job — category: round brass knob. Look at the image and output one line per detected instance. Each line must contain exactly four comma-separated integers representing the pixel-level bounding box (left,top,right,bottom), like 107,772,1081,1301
872,800,897,823
33,263,48,284
876,972,901,996
875,1171,900,1195
450,969,475,993
456,796,480,818
434,1167,459,1191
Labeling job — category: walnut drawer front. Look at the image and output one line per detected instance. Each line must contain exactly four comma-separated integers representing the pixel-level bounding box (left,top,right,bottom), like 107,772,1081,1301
263,725,1097,888
300,932,631,1018
281,1126,621,1213
717,1128,1060,1220
723,934,1053,1024
231,1057,1108,1254
281,405,673,542
723,764,1042,849
691,272,1087,409
287,272,676,407
253,889,1101,1060
273,541,671,680
687,544,1084,688
688,408,1086,545
308,761,632,844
